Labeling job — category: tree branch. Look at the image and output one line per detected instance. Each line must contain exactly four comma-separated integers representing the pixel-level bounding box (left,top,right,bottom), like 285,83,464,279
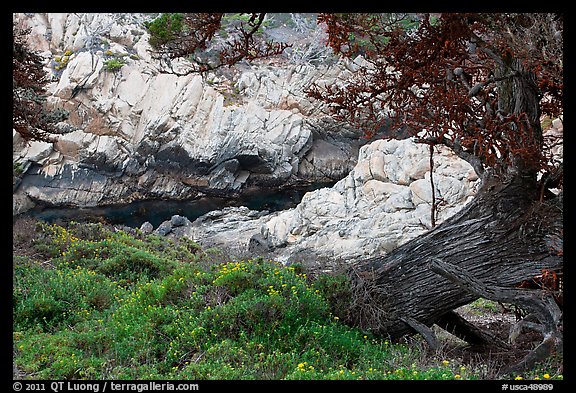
436,310,510,349
438,136,485,178
428,258,560,327
428,257,563,375
400,315,439,350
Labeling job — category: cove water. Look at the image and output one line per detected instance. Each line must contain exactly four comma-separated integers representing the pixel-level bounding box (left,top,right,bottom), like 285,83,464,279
26,183,333,228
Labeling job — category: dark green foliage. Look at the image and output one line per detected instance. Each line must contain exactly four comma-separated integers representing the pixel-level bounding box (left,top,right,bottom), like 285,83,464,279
13,263,118,332
145,13,185,49
98,246,169,282
12,219,560,380
312,271,353,319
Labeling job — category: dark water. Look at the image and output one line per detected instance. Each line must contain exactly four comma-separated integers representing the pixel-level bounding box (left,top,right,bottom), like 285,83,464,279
25,183,333,229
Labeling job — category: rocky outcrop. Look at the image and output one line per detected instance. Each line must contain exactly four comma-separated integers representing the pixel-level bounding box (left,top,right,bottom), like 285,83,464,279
141,116,563,264
13,13,363,214
154,138,480,263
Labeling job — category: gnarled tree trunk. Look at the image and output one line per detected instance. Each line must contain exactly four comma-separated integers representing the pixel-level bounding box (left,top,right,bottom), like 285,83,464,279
303,13,563,376
345,174,563,374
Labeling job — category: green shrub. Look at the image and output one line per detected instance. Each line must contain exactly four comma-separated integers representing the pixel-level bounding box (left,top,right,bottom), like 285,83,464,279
98,246,175,283
66,221,111,242
13,161,24,176
15,331,86,379
312,270,353,319
31,221,76,259
15,221,557,380
13,264,119,332
104,58,125,72
145,13,185,49
143,235,201,264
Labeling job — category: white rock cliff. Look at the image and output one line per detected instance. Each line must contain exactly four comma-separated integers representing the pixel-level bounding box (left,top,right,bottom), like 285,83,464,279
13,13,361,214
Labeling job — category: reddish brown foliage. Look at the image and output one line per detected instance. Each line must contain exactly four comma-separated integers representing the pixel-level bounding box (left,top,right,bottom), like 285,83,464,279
13,23,64,142
152,12,563,189
168,13,224,59
516,268,563,308
308,13,563,180
150,13,290,74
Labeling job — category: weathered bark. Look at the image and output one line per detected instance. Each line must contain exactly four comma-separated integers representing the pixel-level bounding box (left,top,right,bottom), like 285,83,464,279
429,256,563,376
304,14,563,374
436,310,510,349
345,174,563,353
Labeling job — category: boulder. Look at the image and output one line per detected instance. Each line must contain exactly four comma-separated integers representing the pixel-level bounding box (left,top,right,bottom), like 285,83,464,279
139,221,153,234
158,207,271,256
183,138,481,263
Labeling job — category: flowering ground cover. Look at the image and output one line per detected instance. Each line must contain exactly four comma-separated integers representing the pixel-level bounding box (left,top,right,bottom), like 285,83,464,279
12,218,562,381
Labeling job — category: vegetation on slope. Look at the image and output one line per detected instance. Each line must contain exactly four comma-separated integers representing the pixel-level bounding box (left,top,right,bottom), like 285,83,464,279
12,218,562,380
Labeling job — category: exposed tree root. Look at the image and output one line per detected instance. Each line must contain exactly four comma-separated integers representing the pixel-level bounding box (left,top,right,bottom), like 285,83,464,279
436,310,510,349
428,257,563,376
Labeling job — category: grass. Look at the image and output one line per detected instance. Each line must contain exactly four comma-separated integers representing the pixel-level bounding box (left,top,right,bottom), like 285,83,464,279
466,298,501,314
12,218,563,381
